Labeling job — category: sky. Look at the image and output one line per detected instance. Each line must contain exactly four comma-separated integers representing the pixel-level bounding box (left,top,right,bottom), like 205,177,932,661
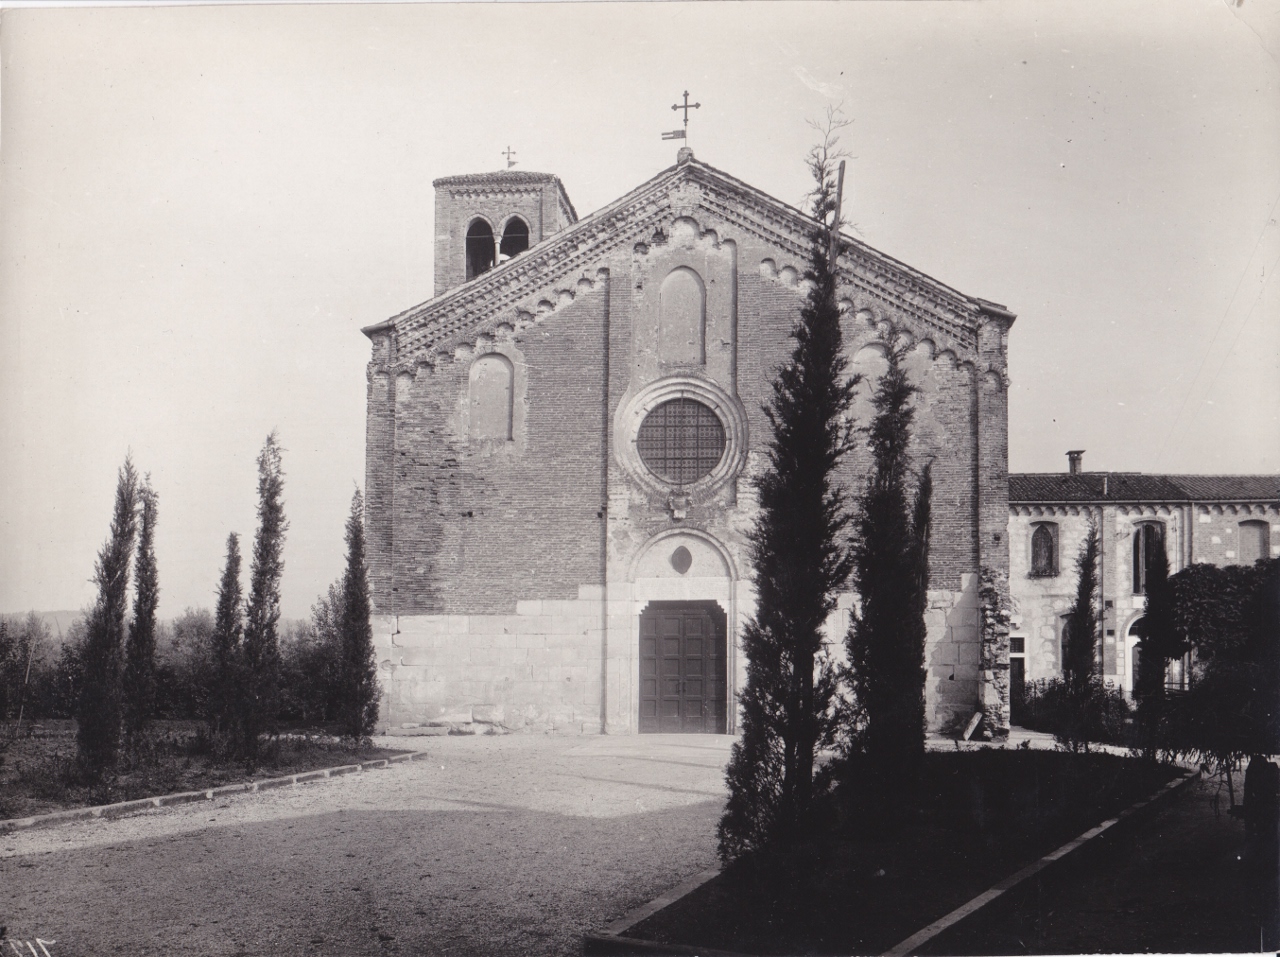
1,0,1277,621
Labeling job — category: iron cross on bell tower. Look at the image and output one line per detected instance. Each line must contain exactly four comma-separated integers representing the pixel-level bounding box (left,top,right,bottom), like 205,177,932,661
662,90,700,142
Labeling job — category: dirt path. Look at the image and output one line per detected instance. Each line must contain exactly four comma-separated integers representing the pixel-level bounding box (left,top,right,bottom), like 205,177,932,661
1,734,731,957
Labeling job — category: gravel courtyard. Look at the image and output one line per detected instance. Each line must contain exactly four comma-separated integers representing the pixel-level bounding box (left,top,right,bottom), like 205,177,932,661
1,733,732,957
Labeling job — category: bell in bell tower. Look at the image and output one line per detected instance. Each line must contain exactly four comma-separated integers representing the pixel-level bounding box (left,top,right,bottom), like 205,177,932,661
432,168,577,297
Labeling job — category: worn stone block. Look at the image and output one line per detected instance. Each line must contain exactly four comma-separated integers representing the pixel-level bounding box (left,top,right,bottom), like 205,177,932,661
427,708,473,726
472,704,505,724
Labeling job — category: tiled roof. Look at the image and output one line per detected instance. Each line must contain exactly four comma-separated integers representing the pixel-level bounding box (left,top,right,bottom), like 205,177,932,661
1009,473,1280,504
432,170,561,187
1163,475,1280,501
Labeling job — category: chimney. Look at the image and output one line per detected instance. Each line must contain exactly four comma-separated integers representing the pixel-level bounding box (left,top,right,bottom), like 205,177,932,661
1067,450,1085,475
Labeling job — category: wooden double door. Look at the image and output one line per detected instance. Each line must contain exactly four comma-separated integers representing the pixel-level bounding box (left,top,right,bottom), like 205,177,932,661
639,601,727,733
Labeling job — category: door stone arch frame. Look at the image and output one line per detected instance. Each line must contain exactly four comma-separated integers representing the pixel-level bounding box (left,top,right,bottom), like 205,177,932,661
605,527,744,734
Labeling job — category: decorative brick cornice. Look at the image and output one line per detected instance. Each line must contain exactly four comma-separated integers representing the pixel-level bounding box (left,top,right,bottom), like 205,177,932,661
371,159,1012,369
433,170,578,222
1011,501,1278,518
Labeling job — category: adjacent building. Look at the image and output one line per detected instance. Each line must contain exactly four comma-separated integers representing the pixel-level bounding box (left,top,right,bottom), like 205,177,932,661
1007,451,1280,710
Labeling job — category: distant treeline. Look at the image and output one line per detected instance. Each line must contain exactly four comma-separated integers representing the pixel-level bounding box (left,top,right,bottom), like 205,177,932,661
1,594,356,727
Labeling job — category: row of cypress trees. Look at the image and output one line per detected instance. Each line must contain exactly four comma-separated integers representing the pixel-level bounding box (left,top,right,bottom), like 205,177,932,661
76,433,380,780
76,458,159,779
205,433,380,765
719,124,936,861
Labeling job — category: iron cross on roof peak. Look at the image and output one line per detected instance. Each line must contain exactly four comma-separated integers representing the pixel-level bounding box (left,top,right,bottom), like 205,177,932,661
671,90,701,128
502,146,517,169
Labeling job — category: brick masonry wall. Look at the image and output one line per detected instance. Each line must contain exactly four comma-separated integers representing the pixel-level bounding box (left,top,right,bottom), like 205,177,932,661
387,285,609,617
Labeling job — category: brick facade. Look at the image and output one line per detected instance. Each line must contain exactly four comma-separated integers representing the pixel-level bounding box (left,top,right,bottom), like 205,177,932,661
364,154,1015,734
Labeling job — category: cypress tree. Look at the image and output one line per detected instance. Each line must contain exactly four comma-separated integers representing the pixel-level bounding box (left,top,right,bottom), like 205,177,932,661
1060,524,1101,751
845,348,931,778
338,489,380,739
241,432,287,766
77,457,139,780
1064,524,1100,695
718,125,856,861
1135,533,1172,757
123,478,159,744
210,532,243,741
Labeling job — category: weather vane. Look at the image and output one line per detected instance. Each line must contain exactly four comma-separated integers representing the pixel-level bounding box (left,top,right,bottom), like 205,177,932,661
662,90,700,141
503,146,517,169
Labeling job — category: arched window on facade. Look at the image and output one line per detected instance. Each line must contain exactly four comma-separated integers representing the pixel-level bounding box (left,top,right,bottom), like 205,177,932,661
1238,519,1270,565
849,344,890,423
465,219,496,281
1132,521,1165,595
1030,522,1058,577
468,354,513,441
658,267,706,365
499,217,530,262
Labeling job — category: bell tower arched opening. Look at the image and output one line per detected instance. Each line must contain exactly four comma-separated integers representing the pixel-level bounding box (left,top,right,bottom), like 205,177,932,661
500,217,530,261
465,219,496,281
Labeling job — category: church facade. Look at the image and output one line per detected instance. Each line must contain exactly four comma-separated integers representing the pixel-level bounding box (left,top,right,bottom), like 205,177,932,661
362,149,1015,736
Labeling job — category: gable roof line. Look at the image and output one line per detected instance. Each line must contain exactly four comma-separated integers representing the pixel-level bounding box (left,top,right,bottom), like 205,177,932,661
366,157,1009,361
681,160,1008,321
362,159,683,340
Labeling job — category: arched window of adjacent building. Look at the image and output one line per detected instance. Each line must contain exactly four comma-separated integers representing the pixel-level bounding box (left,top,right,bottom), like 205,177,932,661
658,267,706,365
499,217,529,262
1132,521,1166,595
468,354,513,440
1030,522,1058,577
1238,520,1270,565
465,218,496,281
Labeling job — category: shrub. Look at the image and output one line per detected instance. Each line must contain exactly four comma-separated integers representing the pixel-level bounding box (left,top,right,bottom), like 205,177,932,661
1,613,54,722
277,610,340,724
154,609,215,720
1018,676,1131,747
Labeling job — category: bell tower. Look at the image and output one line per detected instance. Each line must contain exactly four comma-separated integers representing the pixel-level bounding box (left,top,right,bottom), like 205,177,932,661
432,170,577,297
